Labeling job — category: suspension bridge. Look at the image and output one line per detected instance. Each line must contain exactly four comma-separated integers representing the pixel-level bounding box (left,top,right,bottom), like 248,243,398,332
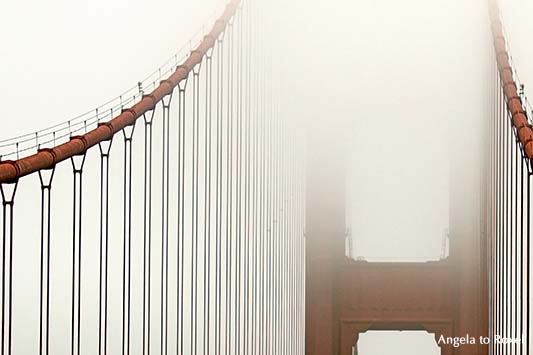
0,0,530,354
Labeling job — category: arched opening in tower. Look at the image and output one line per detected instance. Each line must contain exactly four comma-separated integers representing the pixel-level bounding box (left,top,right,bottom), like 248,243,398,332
356,331,440,355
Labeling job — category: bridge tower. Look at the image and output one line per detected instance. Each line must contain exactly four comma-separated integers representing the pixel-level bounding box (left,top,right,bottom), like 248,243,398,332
305,124,488,354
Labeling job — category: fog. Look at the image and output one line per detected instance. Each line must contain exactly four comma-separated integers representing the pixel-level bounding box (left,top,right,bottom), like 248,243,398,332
1,0,532,354
271,0,489,264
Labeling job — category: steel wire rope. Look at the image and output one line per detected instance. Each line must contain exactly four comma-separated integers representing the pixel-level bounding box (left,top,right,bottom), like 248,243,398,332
0,0,229,160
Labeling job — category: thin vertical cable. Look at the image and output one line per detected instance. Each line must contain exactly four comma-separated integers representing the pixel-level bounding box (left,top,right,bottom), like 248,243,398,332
524,158,531,355
520,140,525,355
143,107,156,355
161,91,173,355
225,19,235,355
98,135,112,355
177,73,188,355
513,131,520,354
265,24,273,355
258,14,266,353
203,45,214,355
70,150,86,355
244,0,252,352
503,84,508,355
251,9,259,349
38,163,54,355
191,61,201,355
235,7,244,355
0,179,17,355
122,123,135,355
215,33,225,355
491,59,497,355
497,81,501,355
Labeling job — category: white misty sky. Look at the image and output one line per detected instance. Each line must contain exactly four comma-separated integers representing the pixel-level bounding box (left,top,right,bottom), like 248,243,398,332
0,0,222,138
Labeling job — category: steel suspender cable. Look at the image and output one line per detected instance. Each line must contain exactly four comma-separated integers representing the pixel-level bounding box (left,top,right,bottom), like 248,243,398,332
294,142,298,355
508,112,512,355
226,19,234,355
264,75,269,355
232,13,239,355
235,8,243,354
519,144,523,355
236,9,242,347
520,137,525,355
284,125,289,355
499,82,503,354
268,18,274,355
178,72,188,355
280,121,284,355
498,79,502,354
0,180,17,355
279,89,283,355
258,16,264,355
161,90,173,355
509,109,513,354
503,83,508,355
501,83,505,355
503,84,507,355
492,62,497,355
122,123,135,355
508,106,512,353
270,92,276,355
143,107,156,355
498,84,502,355
489,61,492,354
526,159,532,353
191,60,201,355
196,60,201,355
513,132,520,354
37,166,52,355
215,33,224,355
518,85,525,355
176,80,182,355
495,81,498,355
274,84,280,355
263,20,269,355
287,98,291,355
507,121,516,351
286,122,291,355
37,167,52,355
39,163,54,355
490,77,493,351
251,2,259,355
298,143,302,355
496,77,500,355
203,43,213,355
294,128,298,355
71,151,86,355
301,140,305,355
503,96,513,352
224,21,232,355
98,137,112,355
250,5,256,352
244,1,252,349
284,125,288,355
176,86,182,355
300,136,305,355
504,82,508,352
493,87,496,353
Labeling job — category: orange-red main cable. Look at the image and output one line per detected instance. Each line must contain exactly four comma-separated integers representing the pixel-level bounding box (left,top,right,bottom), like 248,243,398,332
2,0,530,184
489,0,533,159
0,0,240,184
